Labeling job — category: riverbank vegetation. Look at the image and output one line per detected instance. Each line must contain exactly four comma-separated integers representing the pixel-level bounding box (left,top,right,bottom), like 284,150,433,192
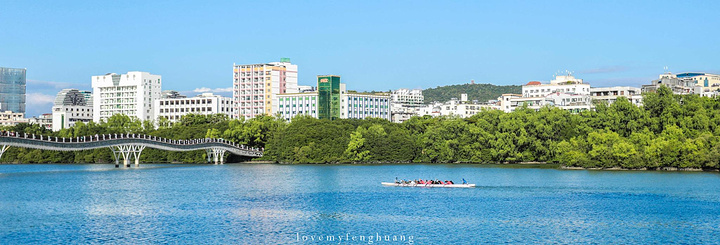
2,86,720,169
266,86,720,170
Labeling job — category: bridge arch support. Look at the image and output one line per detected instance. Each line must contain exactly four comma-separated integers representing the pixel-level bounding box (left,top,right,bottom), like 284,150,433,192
0,144,9,161
205,147,227,165
110,145,146,168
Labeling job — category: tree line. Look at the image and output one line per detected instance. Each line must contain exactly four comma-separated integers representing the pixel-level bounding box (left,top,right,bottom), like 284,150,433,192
266,85,720,169
2,86,720,169
422,83,521,104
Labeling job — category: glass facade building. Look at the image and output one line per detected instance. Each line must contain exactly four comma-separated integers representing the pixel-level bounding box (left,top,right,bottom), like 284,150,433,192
0,67,26,113
317,75,341,120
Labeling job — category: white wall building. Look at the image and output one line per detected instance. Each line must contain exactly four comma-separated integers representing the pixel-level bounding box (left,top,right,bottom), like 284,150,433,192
590,86,643,106
0,110,26,127
390,88,424,123
342,93,391,120
522,74,590,98
154,93,233,122
276,92,319,120
499,74,593,113
233,59,298,119
500,93,592,113
390,89,424,106
275,83,391,121
52,89,93,131
417,94,496,118
673,72,720,92
92,72,161,122
29,114,53,130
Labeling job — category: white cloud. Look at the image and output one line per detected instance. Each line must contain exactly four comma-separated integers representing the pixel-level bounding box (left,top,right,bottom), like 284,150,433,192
26,93,56,105
27,79,87,89
25,93,56,117
193,87,232,93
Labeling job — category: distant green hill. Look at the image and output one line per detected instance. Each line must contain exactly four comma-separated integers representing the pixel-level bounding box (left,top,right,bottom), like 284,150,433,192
422,83,521,103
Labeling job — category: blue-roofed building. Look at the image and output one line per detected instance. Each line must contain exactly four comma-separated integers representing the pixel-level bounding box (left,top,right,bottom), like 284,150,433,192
675,72,720,92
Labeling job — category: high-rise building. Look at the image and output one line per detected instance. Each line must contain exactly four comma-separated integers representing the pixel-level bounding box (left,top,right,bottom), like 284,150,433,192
317,75,341,120
52,89,93,131
0,67,27,113
232,59,298,119
91,71,162,122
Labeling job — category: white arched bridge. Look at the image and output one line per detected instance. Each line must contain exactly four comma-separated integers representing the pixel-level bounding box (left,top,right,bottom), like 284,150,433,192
0,132,263,167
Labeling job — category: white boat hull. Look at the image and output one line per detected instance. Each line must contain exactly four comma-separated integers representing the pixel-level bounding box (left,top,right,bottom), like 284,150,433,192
381,182,476,188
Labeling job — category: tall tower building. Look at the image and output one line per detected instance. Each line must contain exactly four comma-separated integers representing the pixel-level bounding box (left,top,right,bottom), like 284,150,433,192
0,67,27,113
91,71,162,123
232,59,298,119
317,75,341,120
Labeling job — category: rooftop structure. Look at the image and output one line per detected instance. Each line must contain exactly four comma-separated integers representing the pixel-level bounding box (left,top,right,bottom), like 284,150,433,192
161,90,186,99
52,89,93,131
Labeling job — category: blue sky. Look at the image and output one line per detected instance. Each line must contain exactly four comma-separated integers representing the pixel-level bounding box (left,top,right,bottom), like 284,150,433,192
1,0,719,116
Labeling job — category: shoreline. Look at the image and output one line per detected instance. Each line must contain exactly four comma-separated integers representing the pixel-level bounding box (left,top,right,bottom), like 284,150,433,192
2,161,719,172
560,166,718,172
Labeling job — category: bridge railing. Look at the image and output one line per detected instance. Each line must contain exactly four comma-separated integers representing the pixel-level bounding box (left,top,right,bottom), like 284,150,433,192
0,131,264,153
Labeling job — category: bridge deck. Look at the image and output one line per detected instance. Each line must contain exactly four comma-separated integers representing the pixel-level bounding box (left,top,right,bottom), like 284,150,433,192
0,133,262,158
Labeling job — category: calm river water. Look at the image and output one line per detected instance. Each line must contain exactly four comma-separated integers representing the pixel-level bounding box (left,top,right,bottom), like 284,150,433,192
0,164,719,244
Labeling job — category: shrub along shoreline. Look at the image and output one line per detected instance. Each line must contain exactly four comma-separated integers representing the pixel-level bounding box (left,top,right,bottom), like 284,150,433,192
3,86,720,170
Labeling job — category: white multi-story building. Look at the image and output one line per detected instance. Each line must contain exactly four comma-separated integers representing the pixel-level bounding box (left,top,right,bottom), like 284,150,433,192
673,72,720,92
590,86,643,106
416,94,496,118
0,110,26,127
522,74,590,98
499,93,592,113
29,114,53,130
342,93,391,120
154,93,233,122
92,72,161,122
391,89,424,105
52,89,93,131
233,59,298,119
390,88,424,123
275,83,391,121
498,74,593,113
275,92,319,120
